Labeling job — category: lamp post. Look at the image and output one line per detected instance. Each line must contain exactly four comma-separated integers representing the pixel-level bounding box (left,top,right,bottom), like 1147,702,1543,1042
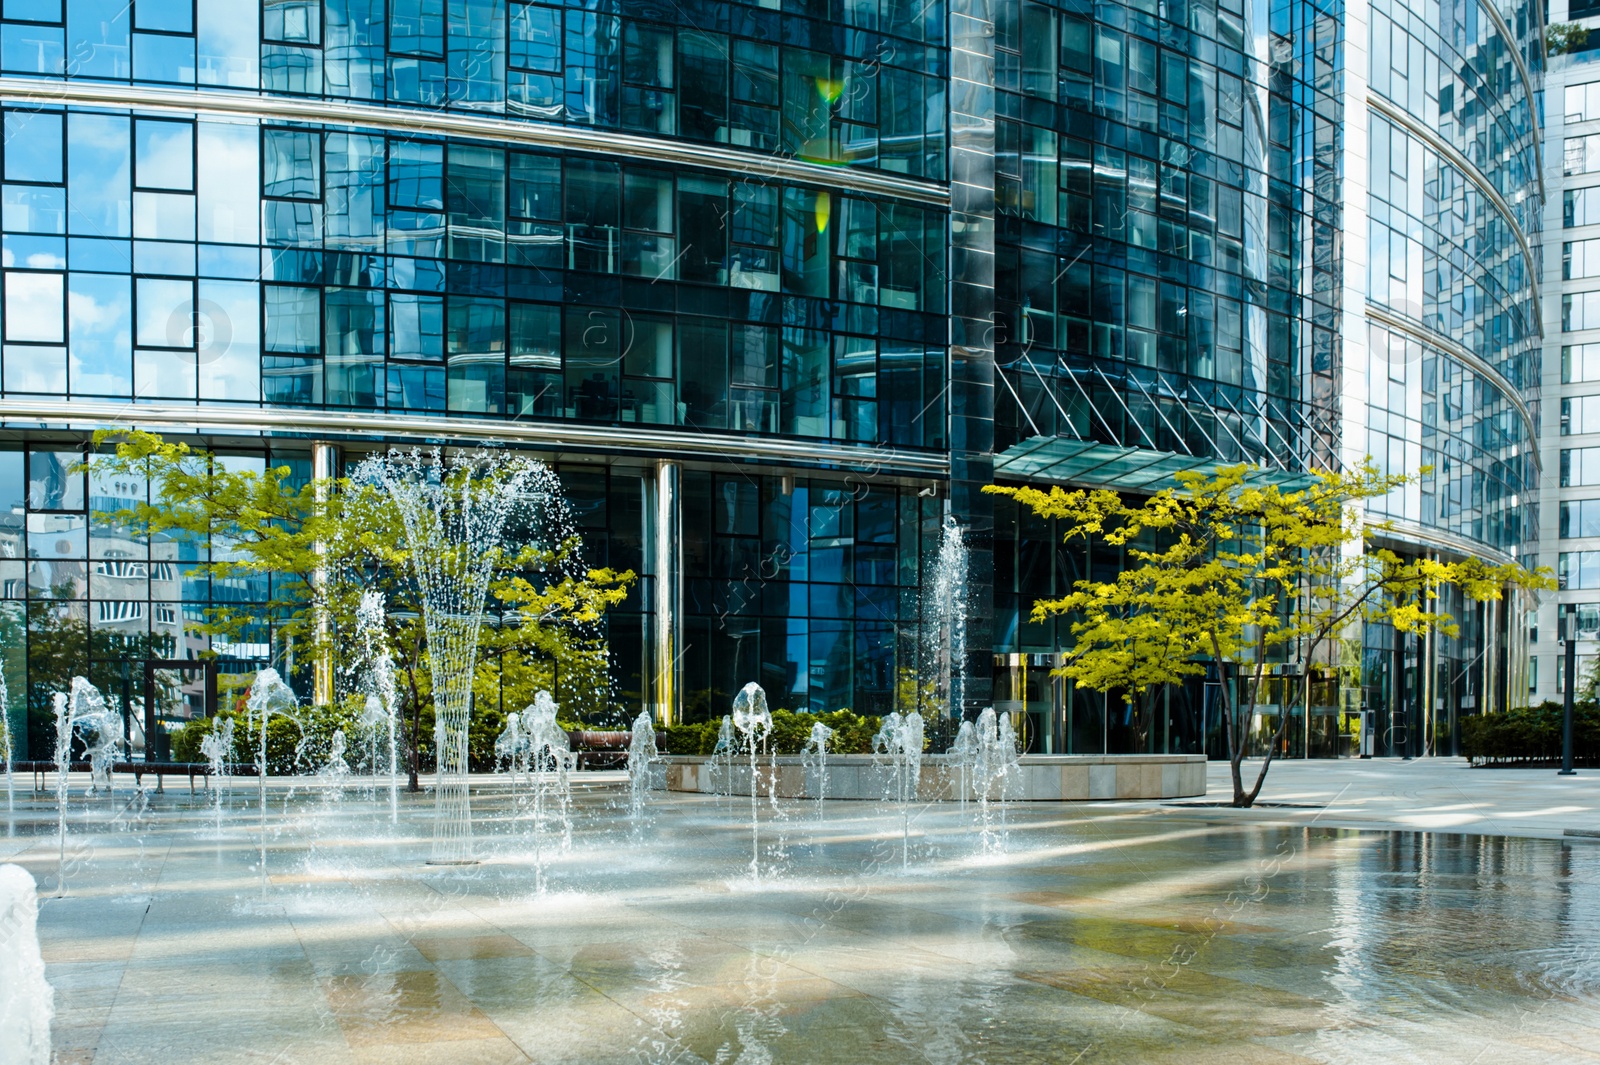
1561,604,1577,777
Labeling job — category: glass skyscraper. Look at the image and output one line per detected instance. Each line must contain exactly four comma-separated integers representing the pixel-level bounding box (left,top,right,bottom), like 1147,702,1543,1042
0,0,1544,759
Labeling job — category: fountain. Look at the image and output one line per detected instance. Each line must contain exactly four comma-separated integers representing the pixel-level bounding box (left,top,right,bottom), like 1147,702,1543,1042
946,718,977,810
971,708,1021,850
731,683,773,879
355,590,400,823
802,721,833,819
355,447,565,865
494,707,528,784
923,515,970,723
873,710,924,870
199,717,234,833
245,669,302,814
53,677,122,895
319,729,352,800
709,715,736,804
522,691,575,893
245,669,304,894
627,710,658,833
0,864,51,1065
0,665,12,814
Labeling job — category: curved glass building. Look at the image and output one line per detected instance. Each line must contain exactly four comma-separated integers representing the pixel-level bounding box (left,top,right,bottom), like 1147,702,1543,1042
0,0,1544,759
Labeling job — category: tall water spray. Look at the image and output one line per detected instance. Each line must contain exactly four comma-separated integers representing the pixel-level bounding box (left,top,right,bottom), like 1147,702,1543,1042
971,708,1021,851
924,515,970,722
732,683,773,879
246,669,302,894
199,717,234,833
947,719,977,811
319,729,352,800
802,721,833,819
53,677,121,895
0,665,12,814
873,710,924,871
355,448,565,865
523,691,575,894
710,715,736,805
355,590,400,822
628,710,658,833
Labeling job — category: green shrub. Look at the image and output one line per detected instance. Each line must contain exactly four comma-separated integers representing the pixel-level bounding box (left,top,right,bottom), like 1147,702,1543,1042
1462,701,1600,766
168,702,361,774
656,709,918,756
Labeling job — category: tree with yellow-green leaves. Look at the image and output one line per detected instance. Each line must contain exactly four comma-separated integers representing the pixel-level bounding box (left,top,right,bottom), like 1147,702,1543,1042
89,430,634,787
987,464,1552,807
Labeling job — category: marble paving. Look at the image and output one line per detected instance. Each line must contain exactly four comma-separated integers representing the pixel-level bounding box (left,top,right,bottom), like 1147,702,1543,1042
1,774,1597,1064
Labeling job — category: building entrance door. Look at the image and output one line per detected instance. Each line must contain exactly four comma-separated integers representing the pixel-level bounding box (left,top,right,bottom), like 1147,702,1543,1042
142,660,217,762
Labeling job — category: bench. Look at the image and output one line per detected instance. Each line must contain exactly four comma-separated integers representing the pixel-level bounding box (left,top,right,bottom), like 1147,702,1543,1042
566,730,632,771
15,760,258,796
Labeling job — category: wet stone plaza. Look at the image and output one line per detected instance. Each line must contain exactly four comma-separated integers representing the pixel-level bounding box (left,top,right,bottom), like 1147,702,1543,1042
4,775,1598,1065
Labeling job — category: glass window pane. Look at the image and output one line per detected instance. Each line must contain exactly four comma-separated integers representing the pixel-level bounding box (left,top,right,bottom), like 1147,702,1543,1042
67,272,131,395
264,284,320,354
135,277,194,348
135,0,191,32
262,129,320,199
4,270,62,342
197,278,260,402
508,152,559,220
67,113,131,238
263,0,320,44
5,111,62,183
390,293,444,360
509,3,560,72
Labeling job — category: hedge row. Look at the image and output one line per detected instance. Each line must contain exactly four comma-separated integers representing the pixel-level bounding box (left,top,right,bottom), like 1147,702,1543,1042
1461,702,1600,766
657,709,887,756
172,705,945,772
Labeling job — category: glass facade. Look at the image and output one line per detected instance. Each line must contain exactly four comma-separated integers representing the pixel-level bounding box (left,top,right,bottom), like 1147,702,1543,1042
0,0,1547,758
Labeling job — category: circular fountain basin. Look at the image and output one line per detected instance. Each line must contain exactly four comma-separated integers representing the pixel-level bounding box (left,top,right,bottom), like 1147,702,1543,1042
660,753,1205,800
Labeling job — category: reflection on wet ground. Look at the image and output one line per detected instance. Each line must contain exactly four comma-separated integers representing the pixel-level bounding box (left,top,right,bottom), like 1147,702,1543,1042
4,782,1598,1064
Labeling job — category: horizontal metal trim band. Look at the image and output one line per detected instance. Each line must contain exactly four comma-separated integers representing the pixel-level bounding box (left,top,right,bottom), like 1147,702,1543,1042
0,78,952,208
1366,93,1542,333
0,399,952,476
1364,303,1540,472
1368,515,1522,569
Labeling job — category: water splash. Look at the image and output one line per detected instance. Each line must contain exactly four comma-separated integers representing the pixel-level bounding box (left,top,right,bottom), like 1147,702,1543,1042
802,721,833,820
54,677,122,895
319,729,352,801
355,590,401,824
0,665,12,816
923,515,970,722
354,447,567,865
732,683,772,880
873,710,924,871
523,691,575,894
199,717,234,834
628,710,658,834
971,708,1021,851
709,715,736,806
946,719,977,811
245,669,303,895
495,707,529,785
0,864,51,1065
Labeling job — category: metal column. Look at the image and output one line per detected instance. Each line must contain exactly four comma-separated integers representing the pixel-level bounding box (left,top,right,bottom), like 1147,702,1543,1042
650,460,682,726
946,0,997,718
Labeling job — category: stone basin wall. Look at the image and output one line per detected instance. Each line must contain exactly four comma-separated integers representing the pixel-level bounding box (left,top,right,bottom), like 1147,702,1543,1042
657,753,1206,801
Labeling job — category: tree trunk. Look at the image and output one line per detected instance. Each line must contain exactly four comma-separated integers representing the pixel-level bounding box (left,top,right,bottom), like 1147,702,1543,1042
1229,633,1271,807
